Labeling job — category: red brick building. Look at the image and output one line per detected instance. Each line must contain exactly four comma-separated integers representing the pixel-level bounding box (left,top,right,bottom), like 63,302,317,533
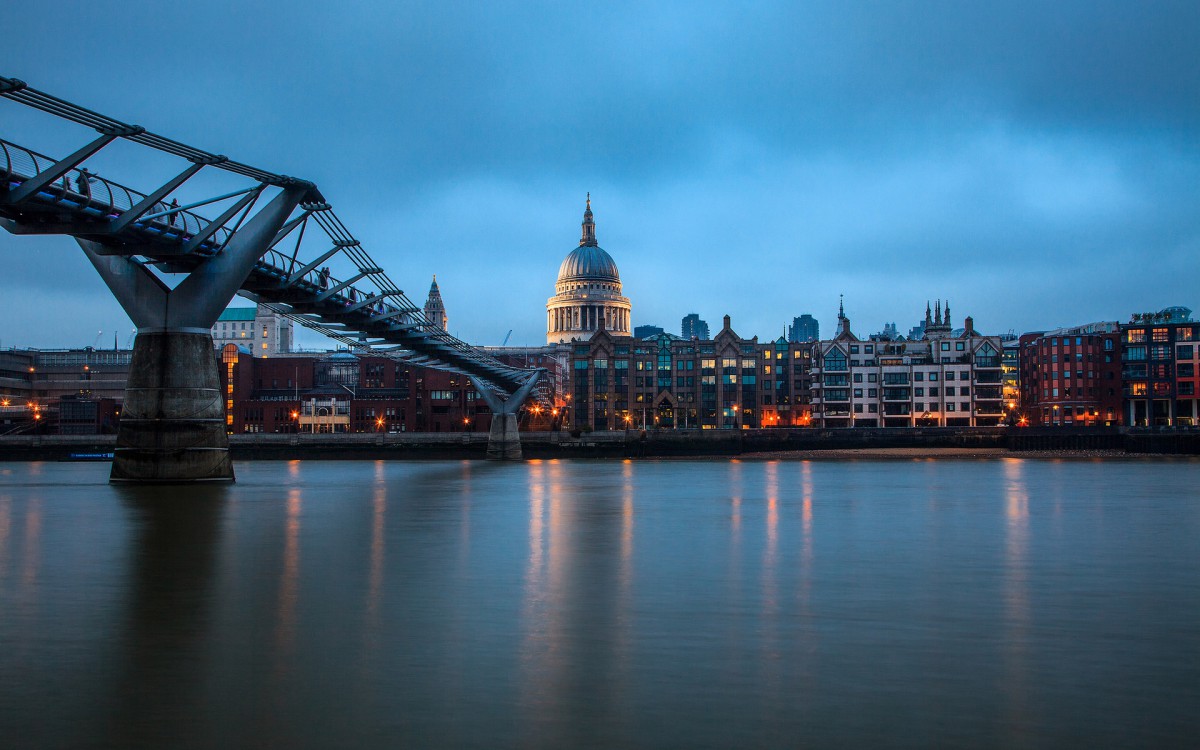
1018,323,1123,426
219,347,561,434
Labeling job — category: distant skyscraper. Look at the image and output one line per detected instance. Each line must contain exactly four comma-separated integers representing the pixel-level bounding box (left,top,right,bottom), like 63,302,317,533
423,275,447,331
681,313,710,340
634,324,665,338
788,314,818,342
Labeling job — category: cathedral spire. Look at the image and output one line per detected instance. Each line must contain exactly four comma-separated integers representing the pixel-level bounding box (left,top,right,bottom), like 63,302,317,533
935,299,942,326
838,294,845,321
943,300,951,329
423,275,447,331
580,193,597,247
925,301,932,327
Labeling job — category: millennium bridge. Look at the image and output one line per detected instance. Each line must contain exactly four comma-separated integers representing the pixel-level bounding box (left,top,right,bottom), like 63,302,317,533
0,76,542,482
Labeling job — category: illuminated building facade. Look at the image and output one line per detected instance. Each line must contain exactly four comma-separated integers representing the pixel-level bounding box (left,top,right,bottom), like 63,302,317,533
810,302,1004,427
565,315,814,430
1017,323,1122,426
211,304,293,356
423,276,448,330
1120,307,1199,426
546,195,632,344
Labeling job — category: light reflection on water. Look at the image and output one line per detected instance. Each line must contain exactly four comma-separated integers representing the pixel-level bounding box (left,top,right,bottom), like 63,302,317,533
0,458,1198,748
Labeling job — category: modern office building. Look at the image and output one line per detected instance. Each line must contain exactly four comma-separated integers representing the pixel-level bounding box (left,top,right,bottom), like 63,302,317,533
546,195,632,344
681,313,710,340
1120,307,1198,426
634,325,665,339
788,314,819,343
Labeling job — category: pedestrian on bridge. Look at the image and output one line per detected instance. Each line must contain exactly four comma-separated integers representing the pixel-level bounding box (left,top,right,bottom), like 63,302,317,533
168,199,179,227
75,168,93,199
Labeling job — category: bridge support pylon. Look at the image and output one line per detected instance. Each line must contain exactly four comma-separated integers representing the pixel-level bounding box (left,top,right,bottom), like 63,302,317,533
80,187,308,483
469,371,543,460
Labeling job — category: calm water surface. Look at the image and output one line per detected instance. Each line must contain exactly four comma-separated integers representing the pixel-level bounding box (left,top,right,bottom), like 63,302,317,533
1,458,1198,748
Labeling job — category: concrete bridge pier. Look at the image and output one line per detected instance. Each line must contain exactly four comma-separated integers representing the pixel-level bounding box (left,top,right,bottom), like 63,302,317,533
470,371,543,460
79,186,307,483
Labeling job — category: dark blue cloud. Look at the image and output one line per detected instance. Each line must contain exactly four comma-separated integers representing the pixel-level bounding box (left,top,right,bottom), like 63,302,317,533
1,1,1197,347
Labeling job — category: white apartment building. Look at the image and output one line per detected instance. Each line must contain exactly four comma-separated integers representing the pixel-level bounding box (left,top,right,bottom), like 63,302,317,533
810,303,1004,427
211,304,293,356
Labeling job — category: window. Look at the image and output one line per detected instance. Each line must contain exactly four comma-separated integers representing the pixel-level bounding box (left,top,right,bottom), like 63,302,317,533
1178,345,1194,360
915,387,925,397
1127,329,1146,343
864,345,874,354
947,403,955,411
1152,328,1169,342
853,373,863,383
867,373,877,383
960,387,970,396
956,342,965,351
928,372,938,382
867,389,877,398
941,343,950,351
913,372,923,382
853,404,863,413
929,387,939,397
945,371,955,381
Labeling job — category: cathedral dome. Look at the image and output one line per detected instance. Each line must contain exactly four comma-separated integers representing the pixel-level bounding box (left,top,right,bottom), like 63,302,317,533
557,245,620,284
546,195,632,345
555,193,621,285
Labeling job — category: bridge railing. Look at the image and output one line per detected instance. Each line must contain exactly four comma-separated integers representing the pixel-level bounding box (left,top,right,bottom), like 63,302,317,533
1,138,227,245
0,77,538,393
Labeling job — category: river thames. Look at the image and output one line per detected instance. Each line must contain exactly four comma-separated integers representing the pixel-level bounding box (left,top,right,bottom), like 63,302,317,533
1,458,1198,748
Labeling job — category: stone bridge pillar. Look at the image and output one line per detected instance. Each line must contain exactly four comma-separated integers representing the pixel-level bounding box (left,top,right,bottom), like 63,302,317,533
80,186,307,483
469,371,543,460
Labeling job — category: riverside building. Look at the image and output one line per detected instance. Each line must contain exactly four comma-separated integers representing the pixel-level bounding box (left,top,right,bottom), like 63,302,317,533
211,304,294,356
1018,322,1122,426
564,315,814,430
1120,306,1199,426
810,301,1004,427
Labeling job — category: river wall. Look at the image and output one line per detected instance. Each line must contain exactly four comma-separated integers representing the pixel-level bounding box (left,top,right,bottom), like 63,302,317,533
2,427,1198,461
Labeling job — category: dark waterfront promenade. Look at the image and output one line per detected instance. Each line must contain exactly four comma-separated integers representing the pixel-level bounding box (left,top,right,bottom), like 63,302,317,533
1,458,1198,748
2,426,1198,463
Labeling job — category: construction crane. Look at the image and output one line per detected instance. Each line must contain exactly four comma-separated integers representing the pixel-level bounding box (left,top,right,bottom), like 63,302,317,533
501,329,513,347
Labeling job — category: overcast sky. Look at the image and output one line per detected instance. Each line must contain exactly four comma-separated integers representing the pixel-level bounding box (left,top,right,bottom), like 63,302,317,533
2,1,1197,349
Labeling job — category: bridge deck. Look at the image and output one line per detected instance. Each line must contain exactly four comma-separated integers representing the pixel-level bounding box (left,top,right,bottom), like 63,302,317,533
0,133,532,393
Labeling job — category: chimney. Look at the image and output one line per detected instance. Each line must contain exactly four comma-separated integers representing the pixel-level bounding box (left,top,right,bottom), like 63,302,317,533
723,314,731,331
964,316,974,336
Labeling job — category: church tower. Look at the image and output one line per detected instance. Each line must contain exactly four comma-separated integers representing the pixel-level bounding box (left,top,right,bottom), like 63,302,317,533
423,275,447,331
